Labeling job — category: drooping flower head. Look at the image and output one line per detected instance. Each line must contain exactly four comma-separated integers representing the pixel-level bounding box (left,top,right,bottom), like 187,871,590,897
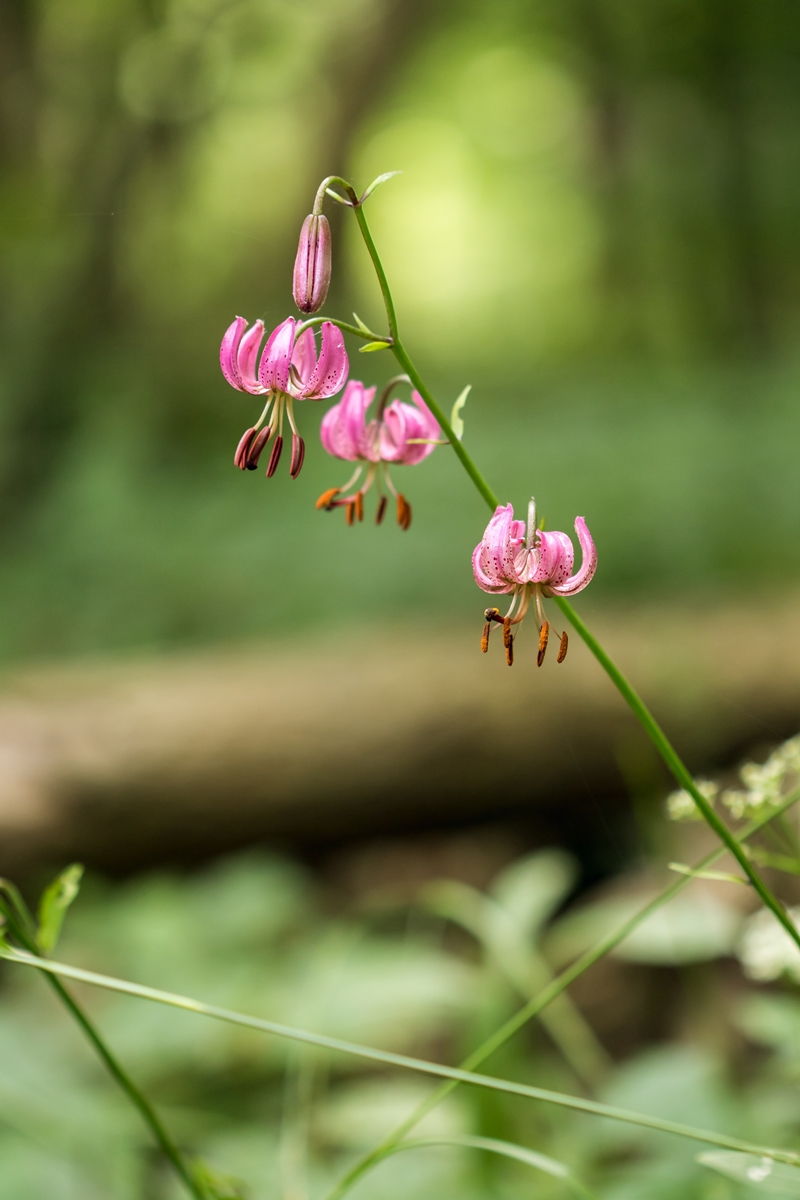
473,500,596,666
316,375,442,529
220,316,348,478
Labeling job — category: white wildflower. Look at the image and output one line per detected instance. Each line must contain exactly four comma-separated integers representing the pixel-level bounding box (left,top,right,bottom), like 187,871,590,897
721,789,751,819
722,733,800,819
738,906,800,983
666,780,718,822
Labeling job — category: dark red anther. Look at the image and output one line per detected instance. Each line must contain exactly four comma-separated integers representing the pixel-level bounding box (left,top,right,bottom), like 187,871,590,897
245,426,272,469
354,491,364,522
234,428,256,470
345,500,355,526
375,495,388,525
290,434,305,479
265,435,284,477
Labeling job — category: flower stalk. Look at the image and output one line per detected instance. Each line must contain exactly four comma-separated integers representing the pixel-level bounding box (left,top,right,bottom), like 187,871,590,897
340,188,800,958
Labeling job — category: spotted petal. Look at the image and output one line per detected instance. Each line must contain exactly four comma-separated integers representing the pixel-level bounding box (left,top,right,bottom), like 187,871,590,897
220,317,248,390
545,518,597,596
237,319,267,394
296,321,348,400
473,505,520,592
291,327,318,390
258,317,296,393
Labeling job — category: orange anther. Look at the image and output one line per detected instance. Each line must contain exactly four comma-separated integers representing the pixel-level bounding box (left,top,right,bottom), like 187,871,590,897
316,488,340,511
537,621,550,667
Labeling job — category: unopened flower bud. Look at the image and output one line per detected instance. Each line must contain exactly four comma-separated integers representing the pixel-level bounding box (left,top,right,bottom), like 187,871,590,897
293,214,332,314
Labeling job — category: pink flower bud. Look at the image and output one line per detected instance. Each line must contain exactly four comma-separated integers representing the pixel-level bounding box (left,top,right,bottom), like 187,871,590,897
293,214,332,314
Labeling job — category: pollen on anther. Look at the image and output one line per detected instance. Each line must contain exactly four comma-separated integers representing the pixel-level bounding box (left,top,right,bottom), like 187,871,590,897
481,621,491,653
557,631,569,663
316,488,340,510
537,620,550,668
375,495,388,524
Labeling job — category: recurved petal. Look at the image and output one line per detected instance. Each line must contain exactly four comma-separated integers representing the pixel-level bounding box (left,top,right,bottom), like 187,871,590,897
472,542,514,594
220,316,247,390
299,321,348,399
378,401,410,462
410,389,441,440
320,381,375,461
381,400,439,465
237,319,266,393
547,517,597,596
527,530,573,587
291,327,317,389
475,504,517,589
258,317,296,392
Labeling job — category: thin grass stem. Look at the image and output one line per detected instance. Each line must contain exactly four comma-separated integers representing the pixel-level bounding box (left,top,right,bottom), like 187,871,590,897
0,945,798,1170
323,787,800,1199
0,898,208,1200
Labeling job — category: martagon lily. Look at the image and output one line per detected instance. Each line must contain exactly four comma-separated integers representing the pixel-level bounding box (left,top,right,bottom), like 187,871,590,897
316,375,442,529
473,500,597,666
220,315,348,478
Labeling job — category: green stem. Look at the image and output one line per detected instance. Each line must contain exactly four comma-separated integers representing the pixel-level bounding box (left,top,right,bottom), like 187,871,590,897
0,899,207,1200
390,339,500,511
295,316,379,343
343,182,800,953
352,205,398,341
554,596,800,954
1,947,797,1169
323,787,800,1199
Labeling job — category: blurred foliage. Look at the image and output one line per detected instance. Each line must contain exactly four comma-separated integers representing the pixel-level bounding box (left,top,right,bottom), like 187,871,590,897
1,844,800,1198
1,0,800,662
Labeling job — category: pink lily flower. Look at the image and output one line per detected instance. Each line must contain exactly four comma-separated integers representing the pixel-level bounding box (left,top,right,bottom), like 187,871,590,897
316,376,441,529
473,500,596,666
220,315,348,478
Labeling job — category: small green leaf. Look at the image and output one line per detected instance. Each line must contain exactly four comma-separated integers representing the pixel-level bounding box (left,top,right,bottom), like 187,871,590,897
324,186,353,207
37,863,84,955
359,171,402,204
352,312,373,335
395,1136,598,1199
359,341,391,353
668,862,749,885
449,385,470,440
699,1151,800,1195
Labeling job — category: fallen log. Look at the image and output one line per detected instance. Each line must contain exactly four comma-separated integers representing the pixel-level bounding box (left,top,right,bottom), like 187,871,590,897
0,593,797,877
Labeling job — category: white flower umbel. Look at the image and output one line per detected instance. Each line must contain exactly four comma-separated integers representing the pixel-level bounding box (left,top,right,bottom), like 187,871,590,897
722,734,800,819
738,905,800,982
666,780,718,822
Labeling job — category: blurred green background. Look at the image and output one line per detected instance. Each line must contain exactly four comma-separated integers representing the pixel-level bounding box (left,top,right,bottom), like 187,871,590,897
3,3,800,1197
2,0,800,661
